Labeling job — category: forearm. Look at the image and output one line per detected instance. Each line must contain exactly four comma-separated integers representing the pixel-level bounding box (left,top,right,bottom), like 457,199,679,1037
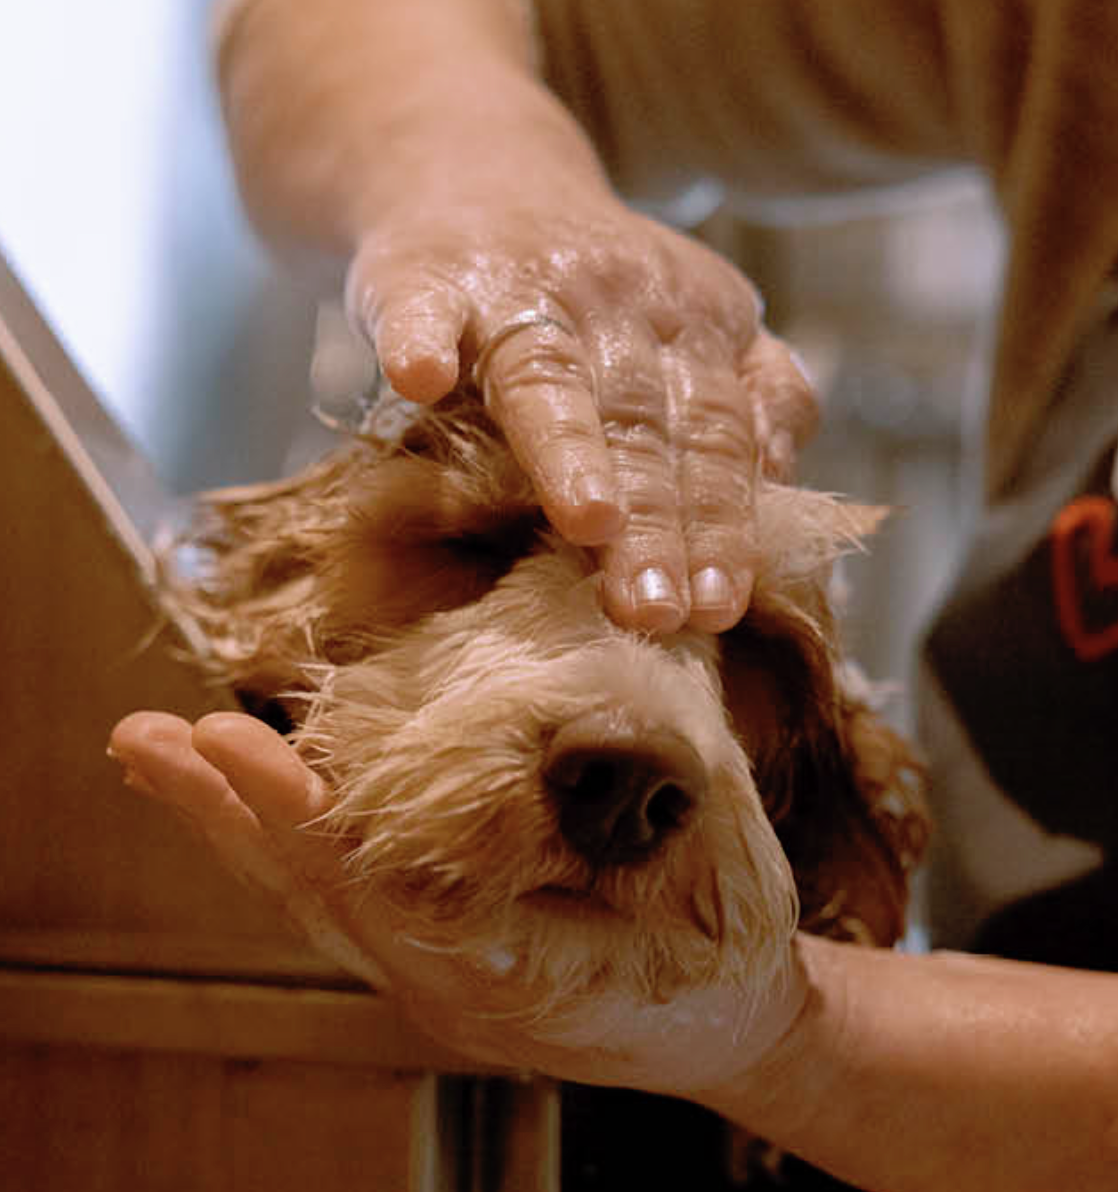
214,0,612,254
698,934,1118,1192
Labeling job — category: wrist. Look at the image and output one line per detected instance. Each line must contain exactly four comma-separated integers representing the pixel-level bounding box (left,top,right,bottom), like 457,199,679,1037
688,934,844,1138
348,70,615,236
219,0,612,254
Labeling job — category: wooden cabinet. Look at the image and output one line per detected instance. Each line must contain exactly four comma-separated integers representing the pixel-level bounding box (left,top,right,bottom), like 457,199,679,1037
0,256,558,1191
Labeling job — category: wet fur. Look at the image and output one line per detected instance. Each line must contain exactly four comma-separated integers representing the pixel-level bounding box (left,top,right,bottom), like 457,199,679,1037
173,393,927,1021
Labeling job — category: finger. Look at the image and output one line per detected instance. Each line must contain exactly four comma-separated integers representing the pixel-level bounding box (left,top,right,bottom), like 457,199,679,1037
742,330,819,481
191,713,348,883
479,314,626,546
673,366,759,633
669,331,814,631
189,719,547,1003
190,716,471,996
346,257,469,404
190,713,393,989
110,711,255,824
585,318,690,632
108,712,296,899
192,712,331,824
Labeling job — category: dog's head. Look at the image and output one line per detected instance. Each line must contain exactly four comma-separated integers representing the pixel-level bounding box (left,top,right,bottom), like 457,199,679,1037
177,395,927,1016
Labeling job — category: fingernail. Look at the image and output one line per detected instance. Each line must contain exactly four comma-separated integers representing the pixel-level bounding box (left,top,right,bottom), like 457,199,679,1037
691,566,733,612
633,567,681,617
569,476,626,542
573,472,612,506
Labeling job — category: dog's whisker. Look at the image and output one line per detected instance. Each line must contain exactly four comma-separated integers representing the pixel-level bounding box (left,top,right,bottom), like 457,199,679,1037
689,881,724,944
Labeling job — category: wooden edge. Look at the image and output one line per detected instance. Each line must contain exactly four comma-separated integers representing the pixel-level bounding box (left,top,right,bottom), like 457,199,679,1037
0,250,175,543
0,252,216,662
0,929,352,985
0,968,507,1075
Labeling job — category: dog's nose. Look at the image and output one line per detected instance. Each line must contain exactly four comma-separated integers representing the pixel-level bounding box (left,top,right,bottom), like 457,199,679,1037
543,714,706,866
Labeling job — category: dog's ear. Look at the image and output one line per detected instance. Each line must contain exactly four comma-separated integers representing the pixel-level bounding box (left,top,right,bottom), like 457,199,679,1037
167,400,541,702
812,688,929,943
313,445,541,639
765,679,928,946
720,484,928,946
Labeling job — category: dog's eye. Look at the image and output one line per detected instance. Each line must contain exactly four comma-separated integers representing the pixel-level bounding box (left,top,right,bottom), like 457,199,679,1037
422,511,545,603
440,512,544,572
317,504,546,645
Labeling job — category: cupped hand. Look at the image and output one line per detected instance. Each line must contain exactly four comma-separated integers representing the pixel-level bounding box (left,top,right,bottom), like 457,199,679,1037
108,710,807,1097
342,189,817,634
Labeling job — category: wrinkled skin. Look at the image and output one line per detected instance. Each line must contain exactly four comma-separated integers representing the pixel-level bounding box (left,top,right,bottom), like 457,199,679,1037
344,191,817,634
109,710,808,1097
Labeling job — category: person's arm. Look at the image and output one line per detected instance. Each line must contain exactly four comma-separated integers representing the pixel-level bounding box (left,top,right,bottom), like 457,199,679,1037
215,0,580,261
698,933,1118,1192
110,710,1118,1192
213,0,816,635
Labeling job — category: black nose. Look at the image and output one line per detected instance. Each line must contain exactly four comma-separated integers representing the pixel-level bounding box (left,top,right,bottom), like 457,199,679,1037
543,717,707,866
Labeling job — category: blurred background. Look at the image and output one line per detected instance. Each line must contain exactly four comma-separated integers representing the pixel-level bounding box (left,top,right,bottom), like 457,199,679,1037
0,0,1006,729
0,0,321,494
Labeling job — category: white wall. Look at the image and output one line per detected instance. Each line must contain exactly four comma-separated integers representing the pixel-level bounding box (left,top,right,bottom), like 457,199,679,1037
0,0,317,490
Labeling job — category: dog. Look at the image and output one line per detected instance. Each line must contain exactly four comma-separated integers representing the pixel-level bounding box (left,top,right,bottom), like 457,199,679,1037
171,387,928,1025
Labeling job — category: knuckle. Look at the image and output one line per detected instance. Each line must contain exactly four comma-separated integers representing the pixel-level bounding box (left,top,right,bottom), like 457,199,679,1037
624,504,682,537
602,416,672,460
526,416,605,462
681,413,756,462
685,511,755,567
682,454,754,523
508,419,608,502
605,530,688,587
676,388,758,459
610,450,678,515
487,340,593,396
616,479,685,533
685,490,744,526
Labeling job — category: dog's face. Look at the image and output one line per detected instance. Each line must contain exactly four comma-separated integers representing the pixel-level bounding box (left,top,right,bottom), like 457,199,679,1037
181,397,926,1015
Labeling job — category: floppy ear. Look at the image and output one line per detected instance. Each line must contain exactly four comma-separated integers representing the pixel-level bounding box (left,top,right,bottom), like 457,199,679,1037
163,397,540,710
804,686,929,943
720,484,929,946
763,676,928,946
165,444,375,701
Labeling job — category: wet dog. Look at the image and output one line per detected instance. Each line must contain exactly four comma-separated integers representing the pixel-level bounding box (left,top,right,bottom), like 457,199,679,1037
173,391,927,1020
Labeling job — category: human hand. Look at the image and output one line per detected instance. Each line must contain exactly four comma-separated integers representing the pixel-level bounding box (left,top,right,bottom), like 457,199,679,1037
108,710,808,1096
342,188,817,635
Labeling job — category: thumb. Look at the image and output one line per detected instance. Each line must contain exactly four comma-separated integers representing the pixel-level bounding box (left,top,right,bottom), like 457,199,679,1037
345,249,470,405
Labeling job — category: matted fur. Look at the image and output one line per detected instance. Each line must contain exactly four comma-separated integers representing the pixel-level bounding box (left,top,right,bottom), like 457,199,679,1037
172,393,927,1024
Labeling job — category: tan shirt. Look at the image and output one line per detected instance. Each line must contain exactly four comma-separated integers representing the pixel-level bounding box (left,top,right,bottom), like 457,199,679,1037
535,0,1118,501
